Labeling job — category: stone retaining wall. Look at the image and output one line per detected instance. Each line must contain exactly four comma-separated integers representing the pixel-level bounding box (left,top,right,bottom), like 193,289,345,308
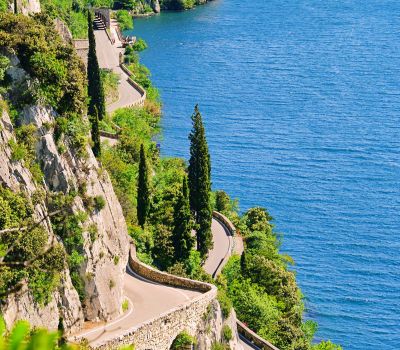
93,244,217,350
212,211,236,235
119,57,147,107
237,320,280,350
99,130,119,139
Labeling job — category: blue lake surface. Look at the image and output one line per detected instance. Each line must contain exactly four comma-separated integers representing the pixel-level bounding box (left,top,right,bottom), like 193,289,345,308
128,1,400,348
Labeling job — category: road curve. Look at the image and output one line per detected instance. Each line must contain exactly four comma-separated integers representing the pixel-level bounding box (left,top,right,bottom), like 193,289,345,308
72,265,201,347
94,27,142,113
204,218,232,277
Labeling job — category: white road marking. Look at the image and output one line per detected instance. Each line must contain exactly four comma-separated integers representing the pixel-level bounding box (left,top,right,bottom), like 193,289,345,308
76,296,134,339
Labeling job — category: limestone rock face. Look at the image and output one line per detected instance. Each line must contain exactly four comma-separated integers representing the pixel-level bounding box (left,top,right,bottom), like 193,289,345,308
9,0,41,15
21,104,130,322
0,56,129,331
196,300,243,350
147,0,161,13
0,107,84,335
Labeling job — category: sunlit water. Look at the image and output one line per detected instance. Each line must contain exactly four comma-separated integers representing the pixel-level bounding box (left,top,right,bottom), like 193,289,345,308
126,1,400,348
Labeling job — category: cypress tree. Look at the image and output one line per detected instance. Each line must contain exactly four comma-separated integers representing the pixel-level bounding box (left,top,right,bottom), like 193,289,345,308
188,105,213,257
90,107,101,157
137,144,150,228
172,176,194,262
87,11,106,121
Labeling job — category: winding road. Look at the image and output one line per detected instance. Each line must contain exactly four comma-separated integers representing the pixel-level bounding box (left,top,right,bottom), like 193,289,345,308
82,22,258,349
203,218,233,277
94,22,142,113
72,265,201,347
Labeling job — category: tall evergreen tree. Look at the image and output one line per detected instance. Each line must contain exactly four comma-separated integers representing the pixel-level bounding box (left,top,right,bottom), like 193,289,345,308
188,105,213,257
90,107,101,157
87,11,106,121
172,176,194,262
137,144,150,228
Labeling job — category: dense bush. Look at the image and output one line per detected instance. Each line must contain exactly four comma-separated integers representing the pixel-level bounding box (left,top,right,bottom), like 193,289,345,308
0,187,65,304
116,9,133,31
160,0,195,10
131,38,147,52
0,14,86,116
170,331,196,350
219,203,341,350
221,325,232,342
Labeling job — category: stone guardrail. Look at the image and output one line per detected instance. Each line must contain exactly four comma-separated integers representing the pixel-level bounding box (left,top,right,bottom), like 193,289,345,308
129,244,213,293
213,213,281,350
99,130,119,139
119,53,147,108
237,320,280,350
210,211,235,278
212,211,236,236
105,28,115,45
93,244,217,349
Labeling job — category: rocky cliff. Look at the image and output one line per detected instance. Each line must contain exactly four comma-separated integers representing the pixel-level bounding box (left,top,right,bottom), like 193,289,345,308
0,54,129,332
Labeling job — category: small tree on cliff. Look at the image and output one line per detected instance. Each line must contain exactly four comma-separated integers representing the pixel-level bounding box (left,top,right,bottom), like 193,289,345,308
172,176,194,262
188,105,213,257
137,144,150,228
87,11,106,121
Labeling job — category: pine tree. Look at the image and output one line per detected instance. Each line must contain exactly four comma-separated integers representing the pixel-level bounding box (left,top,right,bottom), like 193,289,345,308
90,107,101,157
137,144,150,228
188,105,213,257
172,176,194,262
87,11,106,121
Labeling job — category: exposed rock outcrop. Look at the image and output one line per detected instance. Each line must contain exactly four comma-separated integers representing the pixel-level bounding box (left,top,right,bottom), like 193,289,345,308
0,56,129,331
9,0,41,15
196,300,242,350
0,107,84,335
21,104,130,322
145,0,160,13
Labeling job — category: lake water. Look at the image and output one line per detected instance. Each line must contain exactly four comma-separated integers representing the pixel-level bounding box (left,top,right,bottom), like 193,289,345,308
128,1,400,348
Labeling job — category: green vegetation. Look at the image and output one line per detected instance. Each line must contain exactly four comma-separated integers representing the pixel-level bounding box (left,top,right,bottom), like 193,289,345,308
137,144,150,227
170,331,196,350
217,202,341,350
210,342,229,350
0,187,65,305
116,9,133,30
221,325,232,342
50,194,88,302
87,11,106,122
101,69,120,104
131,38,147,52
0,0,7,13
122,299,129,312
160,0,195,10
0,13,89,157
0,316,136,350
87,10,106,156
0,14,86,117
188,105,212,258
172,176,194,261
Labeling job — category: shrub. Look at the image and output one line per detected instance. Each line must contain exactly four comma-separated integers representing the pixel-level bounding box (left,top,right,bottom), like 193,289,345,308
8,139,27,161
94,195,106,211
132,38,148,52
71,271,85,301
116,10,133,31
210,342,228,350
222,325,233,342
217,289,232,318
122,299,129,312
170,331,196,350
